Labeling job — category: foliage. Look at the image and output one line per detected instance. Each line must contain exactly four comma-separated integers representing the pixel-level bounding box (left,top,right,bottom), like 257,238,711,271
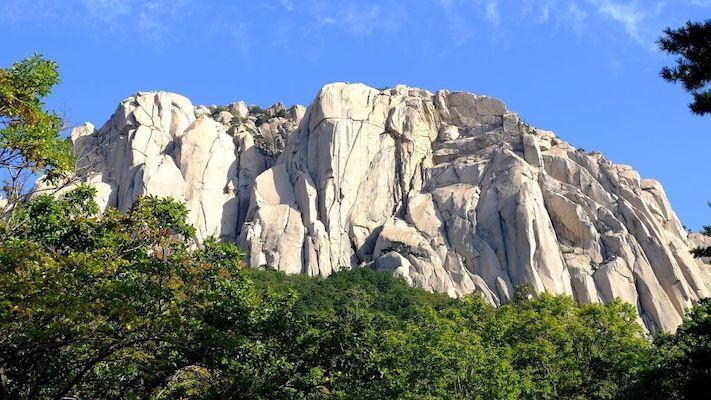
248,105,265,114
222,106,282,157
658,20,711,115
252,129,283,158
254,113,271,127
0,54,73,219
205,267,653,400
624,298,711,400
0,189,708,399
381,241,428,259
691,245,711,258
225,115,246,136
690,203,711,258
0,189,250,399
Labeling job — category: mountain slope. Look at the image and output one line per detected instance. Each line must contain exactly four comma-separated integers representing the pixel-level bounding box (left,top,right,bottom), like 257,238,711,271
49,83,711,332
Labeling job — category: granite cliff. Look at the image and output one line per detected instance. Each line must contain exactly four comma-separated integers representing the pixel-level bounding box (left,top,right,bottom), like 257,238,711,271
43,83,711,333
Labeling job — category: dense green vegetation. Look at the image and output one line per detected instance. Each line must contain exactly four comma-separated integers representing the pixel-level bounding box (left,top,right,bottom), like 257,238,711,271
659,19,711,115
0,188,709,399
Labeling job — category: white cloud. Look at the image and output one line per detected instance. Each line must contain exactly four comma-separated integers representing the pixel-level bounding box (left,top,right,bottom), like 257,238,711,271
588,0,646,43
0,0,697,55
485,1,500,25
538,2,552,23
0,0,71,24
682,0,711,6
82,0,132,22
313,2,402,36
470,0,501,25
317,16,336,25
343,4,383,35
229,23,251,55
521,0,587,33
439,0,475,45
564,2,587,33
80,0,192,46
440,0,592,43
280,0,295,12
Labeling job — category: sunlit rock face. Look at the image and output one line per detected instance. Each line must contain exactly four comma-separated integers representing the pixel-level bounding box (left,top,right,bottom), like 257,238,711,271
63,83,711,333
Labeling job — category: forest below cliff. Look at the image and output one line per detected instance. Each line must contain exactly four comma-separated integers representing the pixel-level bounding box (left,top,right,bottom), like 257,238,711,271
1,187,709,399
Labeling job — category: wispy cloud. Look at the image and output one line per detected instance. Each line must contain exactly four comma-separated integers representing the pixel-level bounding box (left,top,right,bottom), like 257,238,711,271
280,0,295,12
441,0,593,44
342,4,384,35
229,23,251,55
522,0,588,33
484,1,500,26
314,2,403,36
0,0,699,56
435,0,672,50
588,0,647,43
565,2,588,33
0,0,194,47
681,0,711,6
316,16,336,25
0,0,70,25
135,1,191,46
439,0,475,45
82,0,132,23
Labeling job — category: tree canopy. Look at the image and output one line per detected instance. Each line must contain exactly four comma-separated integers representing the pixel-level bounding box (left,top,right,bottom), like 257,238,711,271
623,298,711,400
2,187,707,400
0,54,73,228
658,20,711,115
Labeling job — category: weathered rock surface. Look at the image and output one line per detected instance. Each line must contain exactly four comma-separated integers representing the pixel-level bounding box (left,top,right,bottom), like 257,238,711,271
60,83,711,333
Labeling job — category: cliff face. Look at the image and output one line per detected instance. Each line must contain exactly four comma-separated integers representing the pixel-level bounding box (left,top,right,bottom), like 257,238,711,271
55,83,711,333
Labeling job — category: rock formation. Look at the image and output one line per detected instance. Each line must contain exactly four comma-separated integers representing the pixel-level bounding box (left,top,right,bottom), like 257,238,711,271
49,83,711,333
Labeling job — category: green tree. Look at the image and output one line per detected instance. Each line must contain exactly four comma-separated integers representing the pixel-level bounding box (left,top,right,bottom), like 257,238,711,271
0,189,255,399
625,298,711,400
690,204,711,258
0,188,659,400
486,292,651,400
240,270,652,400
658,20,711,115
0,54,73,232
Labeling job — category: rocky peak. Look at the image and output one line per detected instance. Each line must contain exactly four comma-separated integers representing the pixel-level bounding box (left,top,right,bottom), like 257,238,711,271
52,83,711,333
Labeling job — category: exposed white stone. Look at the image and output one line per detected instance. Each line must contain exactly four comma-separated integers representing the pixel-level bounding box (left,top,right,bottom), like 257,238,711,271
229,101,249,119
216,111,234,125
61,84,710,333
179,116,239,242
194,105,211,118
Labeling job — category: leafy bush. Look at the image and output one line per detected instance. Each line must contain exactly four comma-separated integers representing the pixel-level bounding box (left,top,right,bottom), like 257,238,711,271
254,113,271,127
381,241,428,259
252,129,283,158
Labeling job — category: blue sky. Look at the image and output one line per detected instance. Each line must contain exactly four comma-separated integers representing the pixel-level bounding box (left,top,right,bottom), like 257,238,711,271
1,0,709,229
